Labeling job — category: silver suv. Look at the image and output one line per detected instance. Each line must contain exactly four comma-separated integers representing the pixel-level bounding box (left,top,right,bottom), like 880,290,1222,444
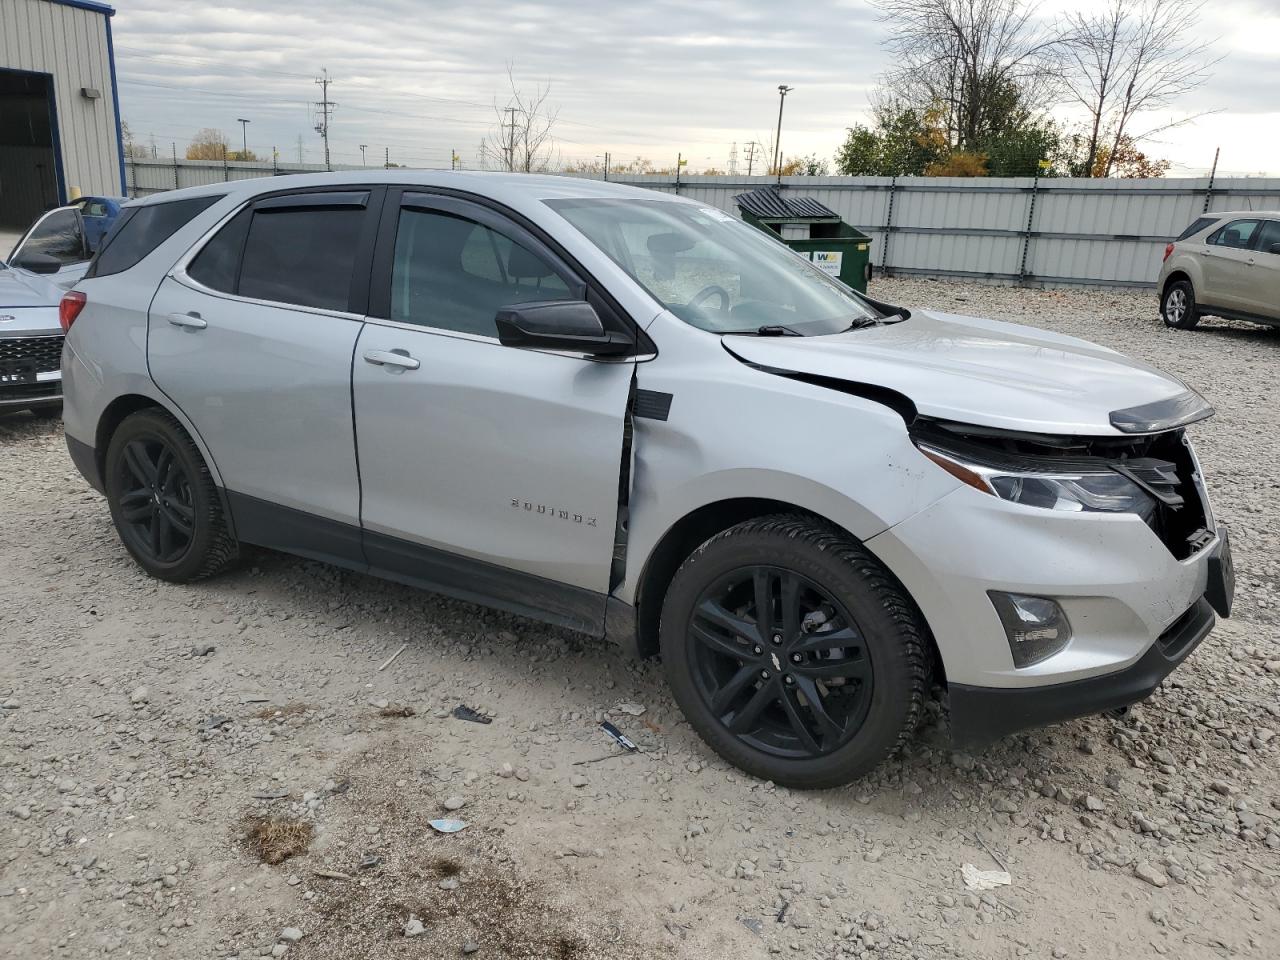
1158,211,1280,330
61,173,1233,788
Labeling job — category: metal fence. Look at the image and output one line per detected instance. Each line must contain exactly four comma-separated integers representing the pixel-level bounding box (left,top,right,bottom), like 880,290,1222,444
125,158,1280,289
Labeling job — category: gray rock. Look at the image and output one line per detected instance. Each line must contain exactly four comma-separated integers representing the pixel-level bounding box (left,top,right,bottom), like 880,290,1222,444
439,877,460,890
404,918,427,937
462,941,480,955
280,928,303,942
443,796,466,811
1134,862,1168,888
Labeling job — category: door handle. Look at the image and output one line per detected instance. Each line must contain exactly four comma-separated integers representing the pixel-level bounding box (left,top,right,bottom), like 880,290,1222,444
167,312,207,330
363,348,420,370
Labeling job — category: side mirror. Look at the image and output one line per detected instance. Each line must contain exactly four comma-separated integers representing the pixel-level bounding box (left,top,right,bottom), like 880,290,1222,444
13,252,64,274
1269,242,1280,255
495,300,633,356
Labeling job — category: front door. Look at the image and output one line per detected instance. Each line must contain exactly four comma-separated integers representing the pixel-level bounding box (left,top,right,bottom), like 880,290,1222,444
1246,219,1280,320
353,192,634,632
149,189,381,559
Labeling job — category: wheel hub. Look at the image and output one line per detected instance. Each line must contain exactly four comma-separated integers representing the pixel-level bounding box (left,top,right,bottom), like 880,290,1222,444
687,565,875,759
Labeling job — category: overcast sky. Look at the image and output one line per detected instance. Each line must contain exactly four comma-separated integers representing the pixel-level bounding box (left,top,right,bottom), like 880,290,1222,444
113,0,1280,177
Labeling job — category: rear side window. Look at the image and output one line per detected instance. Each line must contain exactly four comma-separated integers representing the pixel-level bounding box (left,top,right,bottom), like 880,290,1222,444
238,206,365,311
89,195,221,278
187,208,251,293
1206,219,1261,249
1175,216,1216,241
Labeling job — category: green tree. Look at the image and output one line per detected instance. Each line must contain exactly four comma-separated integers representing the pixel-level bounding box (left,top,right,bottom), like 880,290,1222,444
835,103,948,176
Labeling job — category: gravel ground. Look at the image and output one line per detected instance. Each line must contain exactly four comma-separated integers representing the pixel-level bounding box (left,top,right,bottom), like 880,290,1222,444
2,278,1278,960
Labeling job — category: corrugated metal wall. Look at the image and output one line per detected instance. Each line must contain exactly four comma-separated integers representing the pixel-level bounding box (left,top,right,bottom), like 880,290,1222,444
121,159,1280,289
0,0,121,214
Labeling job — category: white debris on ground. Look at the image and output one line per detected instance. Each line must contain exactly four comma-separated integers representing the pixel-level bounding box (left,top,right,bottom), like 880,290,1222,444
1,277,1277,960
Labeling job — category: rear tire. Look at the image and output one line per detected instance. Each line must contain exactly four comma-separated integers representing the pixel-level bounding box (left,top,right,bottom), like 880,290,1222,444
1161,280,1200,330
659,515,928,789
104,408,238,582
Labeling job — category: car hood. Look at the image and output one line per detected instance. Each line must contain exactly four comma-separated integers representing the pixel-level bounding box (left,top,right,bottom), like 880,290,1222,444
722,308,1199,436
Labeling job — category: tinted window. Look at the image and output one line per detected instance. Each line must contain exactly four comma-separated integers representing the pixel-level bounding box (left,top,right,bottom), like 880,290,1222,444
1256,220,1280,255
1206,219,1261,249
90,196,221,277
1175,216,1216,241
18,209,86,264
391,208,571,335
187,208,251,293
238,205,365,311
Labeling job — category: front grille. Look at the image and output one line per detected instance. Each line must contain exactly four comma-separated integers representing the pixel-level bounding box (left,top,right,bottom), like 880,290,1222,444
0,335,64,373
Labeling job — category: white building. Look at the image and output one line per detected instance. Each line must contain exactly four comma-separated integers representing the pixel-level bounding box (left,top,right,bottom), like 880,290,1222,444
0,0,124,231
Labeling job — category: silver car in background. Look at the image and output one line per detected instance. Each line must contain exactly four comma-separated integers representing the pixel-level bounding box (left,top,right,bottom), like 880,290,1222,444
59,173,1233,788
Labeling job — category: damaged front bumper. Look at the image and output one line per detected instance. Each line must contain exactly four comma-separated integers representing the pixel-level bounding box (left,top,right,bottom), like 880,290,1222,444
866,475,1234,745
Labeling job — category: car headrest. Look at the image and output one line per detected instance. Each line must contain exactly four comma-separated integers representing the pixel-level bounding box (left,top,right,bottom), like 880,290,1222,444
507,242,554,280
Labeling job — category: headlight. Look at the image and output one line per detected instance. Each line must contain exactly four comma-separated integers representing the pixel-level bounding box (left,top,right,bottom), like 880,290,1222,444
916,443,1156,521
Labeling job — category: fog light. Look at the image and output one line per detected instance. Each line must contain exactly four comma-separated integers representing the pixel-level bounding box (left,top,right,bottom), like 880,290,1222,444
988,592,1071,667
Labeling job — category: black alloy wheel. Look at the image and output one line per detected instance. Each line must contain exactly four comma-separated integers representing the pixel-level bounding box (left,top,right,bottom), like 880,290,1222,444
688,565,874,758
114,436,197,564
660,515,928,789
104,408,238,582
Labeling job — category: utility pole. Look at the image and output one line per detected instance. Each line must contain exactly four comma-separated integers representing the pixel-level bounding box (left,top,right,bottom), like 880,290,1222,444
384,146,390,169
451,149,461,170
745,141,759,177
1204,146,1220,212
236,118,250,160
314,68,335,171
503,106,518,171
296,135,304,165
773,84,793,183
359,144,367,166
604,151,610,180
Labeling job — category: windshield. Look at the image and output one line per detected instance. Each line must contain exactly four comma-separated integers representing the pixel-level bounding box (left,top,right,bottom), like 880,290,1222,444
546,198,880,335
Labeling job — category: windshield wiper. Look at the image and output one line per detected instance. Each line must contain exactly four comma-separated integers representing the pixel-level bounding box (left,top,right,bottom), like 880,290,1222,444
845,317,882,331
750,324,802,337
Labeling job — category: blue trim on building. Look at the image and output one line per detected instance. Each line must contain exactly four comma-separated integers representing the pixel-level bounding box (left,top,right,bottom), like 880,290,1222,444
104,15,126,193
48,0,117,16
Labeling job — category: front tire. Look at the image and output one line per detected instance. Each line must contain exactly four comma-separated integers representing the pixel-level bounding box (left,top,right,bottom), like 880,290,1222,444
1161,280,1200,329
104,408,238,582
659,515,928,789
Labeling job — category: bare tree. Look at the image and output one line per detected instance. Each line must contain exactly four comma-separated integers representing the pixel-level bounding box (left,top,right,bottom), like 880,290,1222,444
479,66,559,173
1063,0,1215,177
874,0,1064,150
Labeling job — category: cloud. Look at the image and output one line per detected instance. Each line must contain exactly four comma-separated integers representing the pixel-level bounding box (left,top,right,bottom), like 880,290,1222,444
112,0,1276,174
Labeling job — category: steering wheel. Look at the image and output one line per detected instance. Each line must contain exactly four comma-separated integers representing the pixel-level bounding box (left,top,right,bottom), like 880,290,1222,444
688,284,731,311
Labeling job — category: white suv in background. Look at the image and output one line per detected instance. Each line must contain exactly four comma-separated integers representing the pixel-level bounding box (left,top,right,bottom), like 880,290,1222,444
1159,211,1280,330
59,172,1233,788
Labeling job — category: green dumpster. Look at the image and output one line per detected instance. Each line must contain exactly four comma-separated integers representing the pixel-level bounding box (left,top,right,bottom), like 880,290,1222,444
733,187,873,293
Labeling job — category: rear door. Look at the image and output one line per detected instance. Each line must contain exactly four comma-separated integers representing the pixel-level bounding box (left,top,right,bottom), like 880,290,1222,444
1201,218,1262,310
352,190,634,631
149,188,382,560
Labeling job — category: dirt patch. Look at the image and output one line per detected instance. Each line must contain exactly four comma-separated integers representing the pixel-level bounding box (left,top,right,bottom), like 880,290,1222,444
245,815,315,865
377,705,416,718
293,750,655,960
